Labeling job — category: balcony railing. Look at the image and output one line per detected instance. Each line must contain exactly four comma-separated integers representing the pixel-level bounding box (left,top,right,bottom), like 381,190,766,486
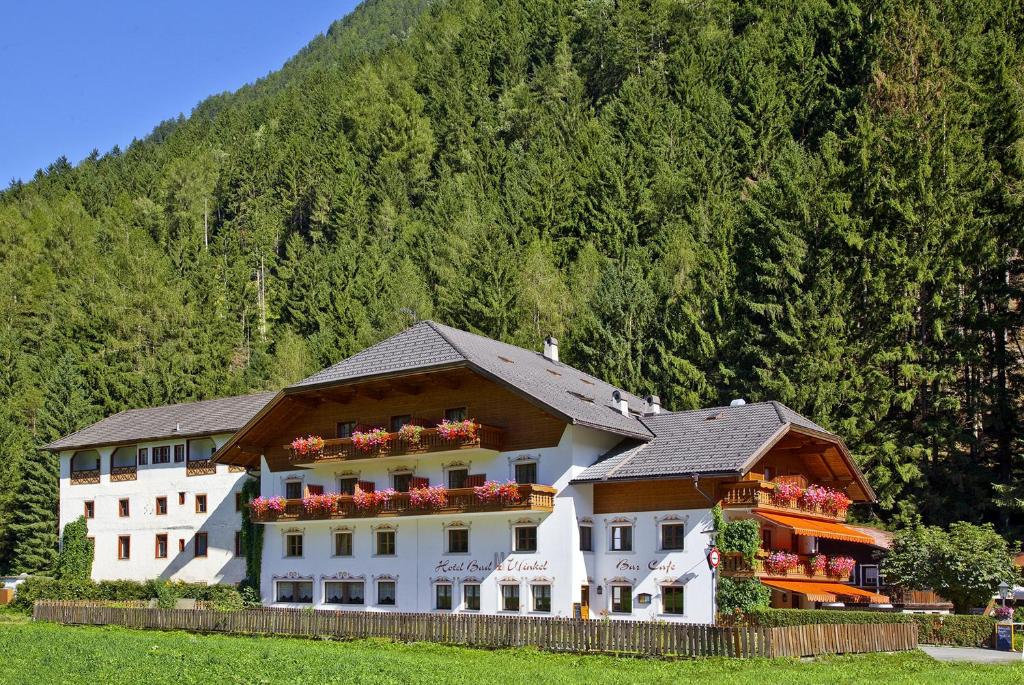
719,480,849,522
720,552,854,582
110,465,138,482
186,459,217,477
70,469,100,486
251,484,556,523
286,424,505,465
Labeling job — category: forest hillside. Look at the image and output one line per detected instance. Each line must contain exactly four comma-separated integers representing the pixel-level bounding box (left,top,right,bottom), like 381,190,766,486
1,0,1023,572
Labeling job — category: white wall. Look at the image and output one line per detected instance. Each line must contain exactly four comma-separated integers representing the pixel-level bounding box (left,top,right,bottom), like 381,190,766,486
58,432,247,585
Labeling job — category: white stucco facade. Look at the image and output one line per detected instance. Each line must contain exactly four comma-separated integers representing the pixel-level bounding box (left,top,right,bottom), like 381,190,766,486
58,432,248,584
259,426,717,623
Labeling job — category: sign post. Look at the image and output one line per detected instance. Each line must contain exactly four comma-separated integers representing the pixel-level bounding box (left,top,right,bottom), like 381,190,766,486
708,546,721,621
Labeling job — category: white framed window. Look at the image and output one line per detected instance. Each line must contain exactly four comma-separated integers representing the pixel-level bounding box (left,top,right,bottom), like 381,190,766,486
661,585,685,615
860,564,881,587
333,531,353,557
324,581,364,605
284,533,303,558
446,527,469,554
660,523,685,551
610,524,633,552
275,580,313,604
435,583,453,610
463,583,481,611
531,584,551,613
500,584,520,612
513,460,537,484
375,529,396,556
512,525,537,552
610,585,632,614
377,580,396,606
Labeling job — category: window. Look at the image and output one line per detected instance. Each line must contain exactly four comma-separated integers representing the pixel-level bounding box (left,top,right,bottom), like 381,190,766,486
276,581,313,604
662,586,685,615
137,447,148,466
285,481,302,500
514,526,537,552
194,532,208,557
662,524,685,551
195,494,207,513
611,586,632,614
447,528,469,554
178,539,185,553
501,584,520,611
514,461,537,485
285,533,303,558
435,583,452,610
155,497,167,515
532,585,551,612
377,580,396,606
338,477,358,496
463,583,481,611
235,493,242,512
118,498,130,517
392,473,413,493
447,468,468,489
444,407,467,422
376,530,396,556
390,415,411,432
173,444,185,463
324,581,364,605
152,446,170,464
610,524,633,552
333,531,353,557
178,492,186,505
83,501,95,519
763,466,776,481
861,564,881,587
579,525,592,552
155,534,168,559
307,484,324,497
761,528,772,551
337,421,356,439
118,535,131,559
234,531,242,557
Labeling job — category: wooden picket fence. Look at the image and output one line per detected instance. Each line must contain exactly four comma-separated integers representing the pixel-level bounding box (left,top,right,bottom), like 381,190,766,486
32,601,915,658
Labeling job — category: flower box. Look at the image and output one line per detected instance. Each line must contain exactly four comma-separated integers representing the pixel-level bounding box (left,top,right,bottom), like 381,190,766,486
826,555,856,579
437,419,478,441
408,485,448,509
290,435,326,456
353,486,395,510
302,493,338,515
763,551,801,575
250,496,286,517
474,480,521,504
397,423,424,446
352,428,391,453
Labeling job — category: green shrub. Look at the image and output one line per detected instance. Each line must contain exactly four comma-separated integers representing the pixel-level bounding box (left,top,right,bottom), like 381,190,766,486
911,614,996,647
718,577,771,615
745,608,915,626
11,577,243,613
54,517,93,581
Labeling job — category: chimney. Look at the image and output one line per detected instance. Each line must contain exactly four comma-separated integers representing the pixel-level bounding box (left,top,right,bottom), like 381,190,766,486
174,422,181,432
543,335,559,363
730,398,746,407
644,395,661,416
612,390,629,416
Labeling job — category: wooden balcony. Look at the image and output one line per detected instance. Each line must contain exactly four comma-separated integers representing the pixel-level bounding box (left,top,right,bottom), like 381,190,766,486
110,465,138,482
70,469,100,486
719,480,848,522
251,483,555,523
720,552,853,582
186,459,217,477
286,424,505,465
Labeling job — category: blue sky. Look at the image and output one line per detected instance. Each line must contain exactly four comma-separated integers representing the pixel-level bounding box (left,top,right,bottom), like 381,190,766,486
0,1,359,185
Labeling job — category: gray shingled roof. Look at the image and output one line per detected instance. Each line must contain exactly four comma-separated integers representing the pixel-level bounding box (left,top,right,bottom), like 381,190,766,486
44,392,277,451
572,401,829,482
289,321,654,440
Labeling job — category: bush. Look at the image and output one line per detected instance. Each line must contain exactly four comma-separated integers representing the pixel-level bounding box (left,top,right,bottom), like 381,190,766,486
718,577,771,615
11,577,243,613
743,608,995,647
54,517,93,581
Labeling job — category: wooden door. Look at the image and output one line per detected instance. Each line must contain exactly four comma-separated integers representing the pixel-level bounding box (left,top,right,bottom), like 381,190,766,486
580,585,590,620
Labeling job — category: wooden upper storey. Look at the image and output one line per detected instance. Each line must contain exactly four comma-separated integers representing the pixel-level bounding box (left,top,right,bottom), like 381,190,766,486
217,368,569,471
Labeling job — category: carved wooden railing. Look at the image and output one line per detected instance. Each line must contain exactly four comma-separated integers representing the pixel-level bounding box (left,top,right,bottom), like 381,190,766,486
719,481,849,522
110,465,138,482
70,469,100,486
286,424,505,465
251,484,555,523
186,459,217,477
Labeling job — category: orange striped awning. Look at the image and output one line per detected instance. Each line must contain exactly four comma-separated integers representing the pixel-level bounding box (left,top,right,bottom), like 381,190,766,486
753,511,876,544
762,580,889,604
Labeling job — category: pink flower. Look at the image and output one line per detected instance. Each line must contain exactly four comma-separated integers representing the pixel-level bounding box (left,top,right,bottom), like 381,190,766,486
409,485,448,509
826,555,856,578
397,424,424,445
809,554,828,574
353,486,395,510
763,551,801,575
772,481,804,503
250,496,286,516
302,493,338,514
290,435,325,456
352,428,390,453
437,419,478,441
473,480,521,504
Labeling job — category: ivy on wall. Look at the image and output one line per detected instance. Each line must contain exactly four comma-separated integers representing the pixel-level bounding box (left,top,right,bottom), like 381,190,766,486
239,476,263,591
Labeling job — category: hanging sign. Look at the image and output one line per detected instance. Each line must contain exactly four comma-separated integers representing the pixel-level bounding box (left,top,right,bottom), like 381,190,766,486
708,547,721,569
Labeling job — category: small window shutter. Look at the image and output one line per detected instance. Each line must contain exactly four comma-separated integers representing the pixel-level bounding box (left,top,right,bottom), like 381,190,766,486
464,474,486,488
357,480,375,493
411,477,429,489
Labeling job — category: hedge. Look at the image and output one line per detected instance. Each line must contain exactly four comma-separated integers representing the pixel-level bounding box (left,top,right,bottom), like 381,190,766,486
11,577,243,612
744,608,996,647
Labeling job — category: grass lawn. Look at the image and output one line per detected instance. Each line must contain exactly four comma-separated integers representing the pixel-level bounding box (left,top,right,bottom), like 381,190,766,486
1,620,1022,685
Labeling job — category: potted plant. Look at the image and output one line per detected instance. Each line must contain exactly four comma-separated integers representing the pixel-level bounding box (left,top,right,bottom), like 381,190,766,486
437,418,478,441
352,428,391,453
763,551,800,576
824,489,852,516
353,486,396,510
397,423,424,446
808,554,828,576
290,435,325,456
408,485,448,509
825,555,856,579
250,496,286,517
772,481,803,507
473,480,521,504
302,493,338,516
799,484,829,511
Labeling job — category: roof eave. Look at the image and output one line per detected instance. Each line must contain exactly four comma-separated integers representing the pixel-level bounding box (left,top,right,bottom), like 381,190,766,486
571,469,743,485
45,427,244,453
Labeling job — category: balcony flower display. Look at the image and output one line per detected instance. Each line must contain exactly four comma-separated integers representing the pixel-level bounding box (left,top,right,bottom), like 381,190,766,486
397,423,424,446
351,427,391,453
302,493,338,515
824,489,852,515
353,486,396,510
808,554,828,576
437,418,477,441
826,555,856,579
772,481,804,505
763,551,801,575
290,435,325,456
799,484,831,510
408,485,448,509
474,480,521,504
250,496,286,517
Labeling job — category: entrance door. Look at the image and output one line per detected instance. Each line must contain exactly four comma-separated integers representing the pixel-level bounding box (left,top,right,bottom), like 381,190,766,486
580,585,590,620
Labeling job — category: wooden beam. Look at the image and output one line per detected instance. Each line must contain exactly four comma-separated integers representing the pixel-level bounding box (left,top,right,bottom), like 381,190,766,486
389,381,422,396
816,452,839,481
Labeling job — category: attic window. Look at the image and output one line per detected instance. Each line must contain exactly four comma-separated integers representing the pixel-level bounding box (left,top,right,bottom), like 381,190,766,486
498,355,514,364
546,369,562,377
706,412,727,420
567,391,594,403
580,378,595,386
